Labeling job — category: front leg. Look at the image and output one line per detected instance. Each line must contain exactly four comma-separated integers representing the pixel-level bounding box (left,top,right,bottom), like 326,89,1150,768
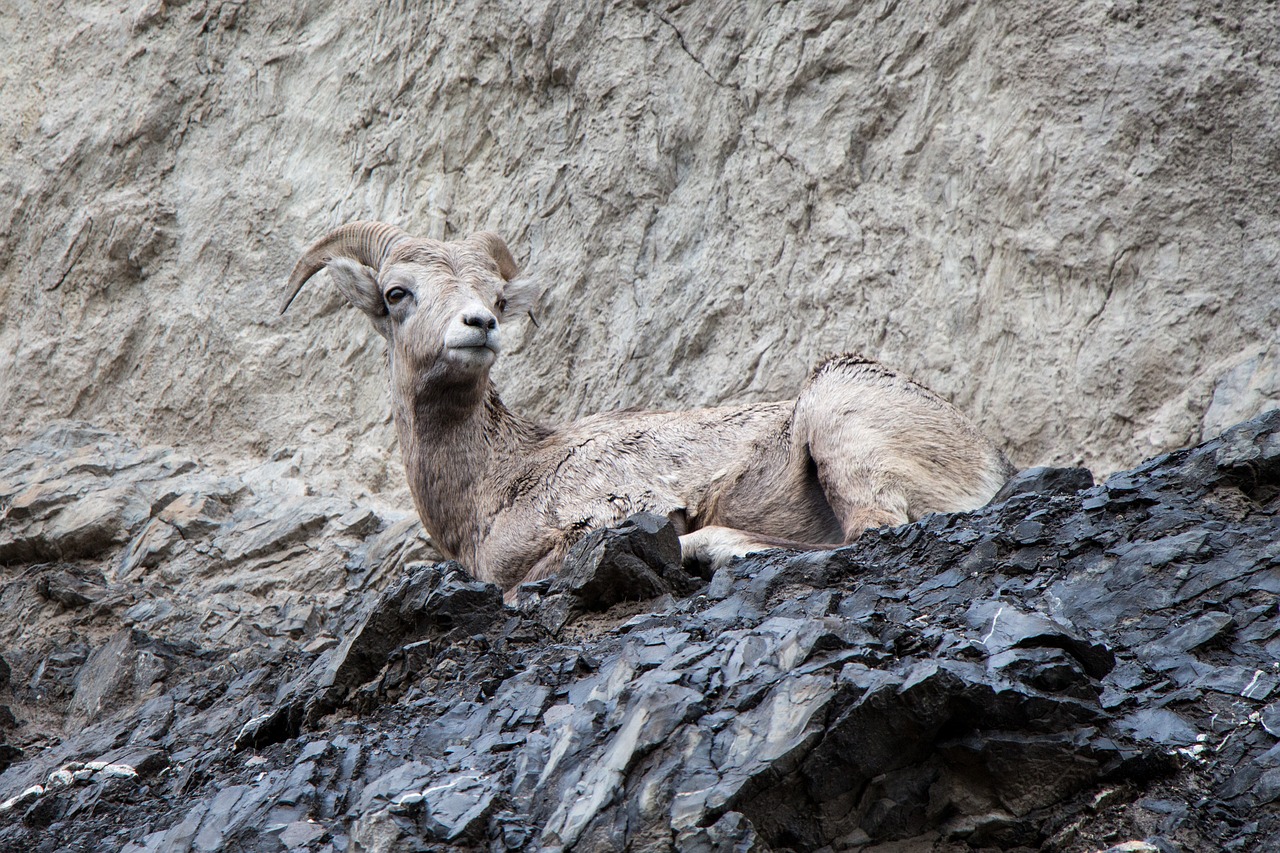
679,526,840,572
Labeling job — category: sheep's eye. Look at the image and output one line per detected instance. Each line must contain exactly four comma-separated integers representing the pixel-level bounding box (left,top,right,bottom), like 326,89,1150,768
385,286,409,305
495,297,508,313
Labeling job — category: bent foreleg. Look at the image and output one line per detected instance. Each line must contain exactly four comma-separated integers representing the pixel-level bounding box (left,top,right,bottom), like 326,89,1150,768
679,525,841,572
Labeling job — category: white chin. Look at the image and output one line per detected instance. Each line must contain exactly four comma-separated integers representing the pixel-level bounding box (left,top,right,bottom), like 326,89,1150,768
446,346,497,368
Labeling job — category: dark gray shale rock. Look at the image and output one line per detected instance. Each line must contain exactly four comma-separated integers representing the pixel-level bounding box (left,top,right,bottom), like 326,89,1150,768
519,512,698,635
1,411,1279,851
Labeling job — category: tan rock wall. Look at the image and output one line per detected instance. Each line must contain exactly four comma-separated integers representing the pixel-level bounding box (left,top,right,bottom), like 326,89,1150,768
2,0,1277,494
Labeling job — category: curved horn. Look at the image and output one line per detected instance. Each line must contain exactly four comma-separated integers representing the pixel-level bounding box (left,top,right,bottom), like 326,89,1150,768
469,231,520,281
280,221,409,314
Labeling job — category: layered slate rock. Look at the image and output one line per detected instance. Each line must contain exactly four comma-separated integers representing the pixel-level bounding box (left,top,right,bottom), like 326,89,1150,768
519,511,698,634
0,411,1278,851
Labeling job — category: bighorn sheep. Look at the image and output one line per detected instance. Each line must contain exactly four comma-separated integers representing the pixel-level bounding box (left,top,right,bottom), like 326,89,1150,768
282,221,1014,594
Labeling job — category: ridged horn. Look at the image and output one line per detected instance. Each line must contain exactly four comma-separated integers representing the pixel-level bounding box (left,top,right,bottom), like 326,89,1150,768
469,231,520,281
280,221,410,314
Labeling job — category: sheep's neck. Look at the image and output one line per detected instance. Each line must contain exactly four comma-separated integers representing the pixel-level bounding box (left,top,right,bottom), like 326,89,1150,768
394,376,541,567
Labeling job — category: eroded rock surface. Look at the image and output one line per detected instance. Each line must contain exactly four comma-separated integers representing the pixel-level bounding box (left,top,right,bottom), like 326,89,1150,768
1,411,1278,851
2,1,1279,493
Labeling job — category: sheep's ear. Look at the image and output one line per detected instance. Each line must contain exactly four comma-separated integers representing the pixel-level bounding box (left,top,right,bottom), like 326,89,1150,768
328,258,391,338
501,275,543,323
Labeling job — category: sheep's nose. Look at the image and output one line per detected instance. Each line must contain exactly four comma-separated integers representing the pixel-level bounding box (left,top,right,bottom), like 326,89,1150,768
463,312,497,331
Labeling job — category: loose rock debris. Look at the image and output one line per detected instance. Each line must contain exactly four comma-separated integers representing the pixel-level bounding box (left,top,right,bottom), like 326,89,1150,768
1,411,1279,851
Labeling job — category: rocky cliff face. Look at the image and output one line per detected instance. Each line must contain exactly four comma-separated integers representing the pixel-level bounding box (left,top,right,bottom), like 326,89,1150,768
2,0,1278,490
1,410,1279,852
3,3,1280,851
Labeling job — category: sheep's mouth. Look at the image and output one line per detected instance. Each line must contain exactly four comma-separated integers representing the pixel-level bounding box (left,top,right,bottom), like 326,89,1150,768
444,328,501,354
443,337,500,366
447,338,499,353
450,342,498,356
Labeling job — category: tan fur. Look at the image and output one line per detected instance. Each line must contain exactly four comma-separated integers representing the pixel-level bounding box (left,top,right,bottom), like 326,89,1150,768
284,223,1016,594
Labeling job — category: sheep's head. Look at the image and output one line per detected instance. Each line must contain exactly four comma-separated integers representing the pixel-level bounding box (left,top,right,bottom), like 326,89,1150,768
282,221,540,386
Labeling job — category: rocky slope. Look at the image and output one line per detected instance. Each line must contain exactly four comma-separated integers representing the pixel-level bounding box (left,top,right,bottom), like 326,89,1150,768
0,409,1278,852
4,3,1280,851
2,0,1279,494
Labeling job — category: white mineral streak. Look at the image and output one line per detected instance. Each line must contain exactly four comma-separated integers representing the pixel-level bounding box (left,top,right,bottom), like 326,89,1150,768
97,763,140,779
0,785,44,812
542,705,651,849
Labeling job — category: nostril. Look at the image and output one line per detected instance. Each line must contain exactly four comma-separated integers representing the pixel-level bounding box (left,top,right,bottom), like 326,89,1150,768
463,313,497,331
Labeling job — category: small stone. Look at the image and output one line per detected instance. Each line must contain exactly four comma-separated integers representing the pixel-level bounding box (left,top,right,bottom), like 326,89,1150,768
333,506,382,538
990,466,1094,503
1091,787,1127,811
118,518,185,578
539,512,695,631
298,740,330,762
69,630,172,722
1163,610,1236,653
1115,708,1200,747
319,562,503,696
35,570,105,608
987,647,1097,700
1081,493,1110,510
390,791,425,809
1195,666,1277,701
97,763,139,779
360,515,440,577
1013,520,1046,544
0,743,23,774
1261,701,1280,737
966,599,1114,677
43,487,151,560
22,791,65,829
0,784,44,813
213,497,335,562
278,820,327,849
45,769,75,790
155,492,230,537
303,635,340,654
